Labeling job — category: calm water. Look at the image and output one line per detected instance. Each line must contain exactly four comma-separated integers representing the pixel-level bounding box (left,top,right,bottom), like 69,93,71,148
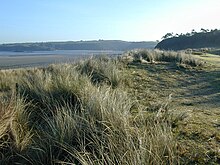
0,50,123,57
0,50,123,69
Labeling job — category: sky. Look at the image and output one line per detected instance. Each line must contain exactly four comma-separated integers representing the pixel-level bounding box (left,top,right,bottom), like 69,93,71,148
0,0,220,43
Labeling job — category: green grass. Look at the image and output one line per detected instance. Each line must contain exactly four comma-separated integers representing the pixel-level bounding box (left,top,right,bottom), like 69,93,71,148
194,53,220,68
0,50,219,164
122,51,220,164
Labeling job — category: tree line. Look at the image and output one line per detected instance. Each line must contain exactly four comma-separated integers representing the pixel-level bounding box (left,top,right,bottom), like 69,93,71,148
162,28,219,40
155,28,220,50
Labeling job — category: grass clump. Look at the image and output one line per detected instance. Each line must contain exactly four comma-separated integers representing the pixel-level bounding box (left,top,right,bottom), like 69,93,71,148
0,96,34,164
77,56,122,88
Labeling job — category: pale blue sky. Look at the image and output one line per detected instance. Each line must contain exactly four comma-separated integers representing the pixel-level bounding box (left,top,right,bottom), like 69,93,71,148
0,0,220,43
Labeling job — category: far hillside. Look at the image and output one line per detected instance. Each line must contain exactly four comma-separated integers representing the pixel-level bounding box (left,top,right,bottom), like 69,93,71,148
0,40,157,52
155,29,220,50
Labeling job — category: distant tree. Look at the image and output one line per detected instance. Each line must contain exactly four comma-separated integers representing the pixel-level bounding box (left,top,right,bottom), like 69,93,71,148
175,33,179,37
211,29,218,32
201,28,208,33
191,29,197,35
186,32,191,37
179,33,185,37
162,32,174,39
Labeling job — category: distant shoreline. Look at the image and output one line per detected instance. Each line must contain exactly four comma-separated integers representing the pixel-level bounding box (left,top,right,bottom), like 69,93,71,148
0,40,157,52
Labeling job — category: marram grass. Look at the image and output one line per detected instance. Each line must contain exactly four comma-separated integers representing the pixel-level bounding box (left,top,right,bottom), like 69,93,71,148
0,55,182,164
123,49,204,67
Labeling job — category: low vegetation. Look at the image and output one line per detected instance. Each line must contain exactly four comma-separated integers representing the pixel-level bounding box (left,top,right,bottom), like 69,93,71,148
0,50,219,164
123,49,204,67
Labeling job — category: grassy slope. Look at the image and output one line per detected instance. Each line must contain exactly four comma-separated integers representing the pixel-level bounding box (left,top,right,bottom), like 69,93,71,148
123,53,220,164
0,56,178,164
0,51,220,164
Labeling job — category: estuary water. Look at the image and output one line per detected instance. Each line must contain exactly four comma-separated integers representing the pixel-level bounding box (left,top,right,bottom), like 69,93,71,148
0,50,123,69
0,50,123,57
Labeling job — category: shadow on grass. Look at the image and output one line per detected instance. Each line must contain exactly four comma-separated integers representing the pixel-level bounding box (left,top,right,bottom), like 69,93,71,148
128,62,220,107
182,69,220,106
